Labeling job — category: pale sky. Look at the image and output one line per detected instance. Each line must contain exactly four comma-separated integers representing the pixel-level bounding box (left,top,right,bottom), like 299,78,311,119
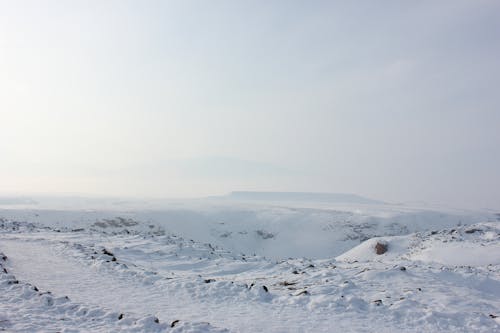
1,1,499,209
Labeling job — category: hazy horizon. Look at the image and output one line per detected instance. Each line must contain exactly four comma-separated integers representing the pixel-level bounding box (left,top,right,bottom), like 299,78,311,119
1,1,499,210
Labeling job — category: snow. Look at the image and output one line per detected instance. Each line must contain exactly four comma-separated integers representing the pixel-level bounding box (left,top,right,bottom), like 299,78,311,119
338,223,500,267
336,235,413,262
412,242,500,266
0,198,493,260
1,200,499,332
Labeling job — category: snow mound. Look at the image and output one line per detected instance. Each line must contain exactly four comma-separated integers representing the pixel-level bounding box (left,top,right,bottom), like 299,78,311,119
337,223,500,267
336,235,412,262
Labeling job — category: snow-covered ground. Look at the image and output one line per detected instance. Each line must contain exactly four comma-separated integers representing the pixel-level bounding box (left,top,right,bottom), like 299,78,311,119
0,197,499,332
0,195,495,260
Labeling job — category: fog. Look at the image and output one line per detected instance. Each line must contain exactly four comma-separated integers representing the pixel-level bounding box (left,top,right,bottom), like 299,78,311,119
1,1,499,209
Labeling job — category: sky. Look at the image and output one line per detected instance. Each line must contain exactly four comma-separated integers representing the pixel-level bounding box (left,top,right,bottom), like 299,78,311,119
1,0,499,209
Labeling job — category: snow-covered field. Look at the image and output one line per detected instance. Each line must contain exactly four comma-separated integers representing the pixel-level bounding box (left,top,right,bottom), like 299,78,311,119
1,195,499,332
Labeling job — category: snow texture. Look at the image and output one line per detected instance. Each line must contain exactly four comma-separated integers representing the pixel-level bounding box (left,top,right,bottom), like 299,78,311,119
0,201,499,332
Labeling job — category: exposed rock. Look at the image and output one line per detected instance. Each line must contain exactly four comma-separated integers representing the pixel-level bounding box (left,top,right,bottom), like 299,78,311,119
102,248,114,256
375,242,388,255
256,230,275,239
279,281,297,286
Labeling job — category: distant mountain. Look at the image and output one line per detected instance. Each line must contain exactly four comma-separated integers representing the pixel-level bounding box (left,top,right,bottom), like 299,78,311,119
223,191,385,204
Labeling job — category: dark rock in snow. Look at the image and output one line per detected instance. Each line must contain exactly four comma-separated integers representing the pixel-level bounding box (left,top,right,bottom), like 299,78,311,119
400,266,406,271
375,242,388,255
373,299,383,306
256,230,275,239
279,281,297,286
171,319,180,327
102,248,114,256
118,313,124,320
204,279,216,283
262,285,268,292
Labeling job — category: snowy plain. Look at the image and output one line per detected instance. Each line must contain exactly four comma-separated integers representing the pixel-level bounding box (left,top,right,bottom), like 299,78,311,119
0,193,499,332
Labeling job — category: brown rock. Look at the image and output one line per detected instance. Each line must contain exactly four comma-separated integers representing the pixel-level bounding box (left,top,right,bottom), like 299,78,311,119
375,242,388,255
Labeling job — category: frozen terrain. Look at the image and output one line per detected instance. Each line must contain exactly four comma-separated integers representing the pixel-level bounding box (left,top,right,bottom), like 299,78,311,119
0,195,499,332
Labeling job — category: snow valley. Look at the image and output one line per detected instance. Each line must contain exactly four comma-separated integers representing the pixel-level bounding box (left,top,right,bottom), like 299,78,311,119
0,193,499,332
